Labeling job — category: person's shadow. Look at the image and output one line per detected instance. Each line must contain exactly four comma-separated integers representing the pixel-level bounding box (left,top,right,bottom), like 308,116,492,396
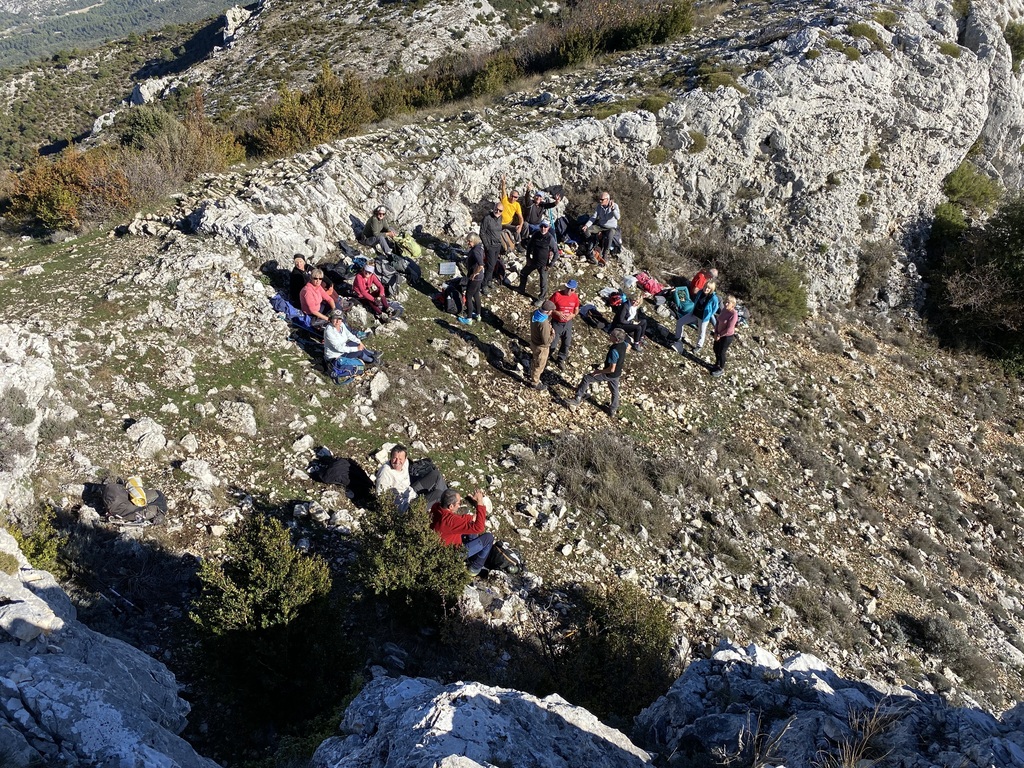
435,318,533,385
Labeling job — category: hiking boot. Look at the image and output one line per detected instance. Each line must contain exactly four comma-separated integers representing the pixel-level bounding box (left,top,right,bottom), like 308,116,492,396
457,316,474,326
566,398,581,411
531,382,549,391
710,367,725,378
468,566,483,576
502,277,514,289
555,359,566,371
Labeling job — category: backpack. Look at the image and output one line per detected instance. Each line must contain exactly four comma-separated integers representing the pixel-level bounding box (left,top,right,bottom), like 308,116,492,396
635,271,665,295
311,457,373,498
433,278,465,315
485,540,524,575
101,476,167,525
330,355,365,384
499,229,516,255
393,232,423,260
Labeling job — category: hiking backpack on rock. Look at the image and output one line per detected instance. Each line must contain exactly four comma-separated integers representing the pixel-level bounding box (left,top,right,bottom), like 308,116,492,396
485,540,524,574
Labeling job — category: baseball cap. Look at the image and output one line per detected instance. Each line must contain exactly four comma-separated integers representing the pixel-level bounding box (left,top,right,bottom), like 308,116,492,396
539,220,550,228
541,300,556,311
566,279,578,290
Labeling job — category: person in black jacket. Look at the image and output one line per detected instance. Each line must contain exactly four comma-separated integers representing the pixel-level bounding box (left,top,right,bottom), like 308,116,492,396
479,200,507,295
289,254,311,307
567,328,629,416
522,186,561,236
518,220,559,299
460,233,486,325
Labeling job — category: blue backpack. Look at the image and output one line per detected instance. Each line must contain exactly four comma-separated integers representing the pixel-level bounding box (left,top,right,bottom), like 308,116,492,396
330,356,365,384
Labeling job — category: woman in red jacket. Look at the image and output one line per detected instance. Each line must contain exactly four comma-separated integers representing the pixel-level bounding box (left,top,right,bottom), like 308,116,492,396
430,488,493,575
352,260,391,320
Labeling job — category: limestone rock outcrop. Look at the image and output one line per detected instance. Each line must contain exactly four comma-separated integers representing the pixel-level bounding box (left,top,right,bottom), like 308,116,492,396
311,674,653,768
0,530,216,768
635,642,1024,768
173,0,1024,306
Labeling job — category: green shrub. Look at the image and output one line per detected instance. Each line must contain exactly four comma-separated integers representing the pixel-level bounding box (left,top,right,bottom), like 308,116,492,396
355,495,469,616
0,552,18,575
874,10,898,28
559,583,675,723
1006,22,1024,73
190,513,344,724
864,151,883,170
718,247,808,331
847,22,888,54
638,93,670,113
7,506,64,578
943,161,1001,213
928,201,968,258
900,613,994,686
590,98,639,119
826,38,861,60
647,146,669,164
246,63,373,156
953,0,971,20
855,240,893,304
471,51,522,97
0,388,34,428
938,40,962,58
688,129,707,152
115,105,174,150
805,48,821,60
697,59,746,91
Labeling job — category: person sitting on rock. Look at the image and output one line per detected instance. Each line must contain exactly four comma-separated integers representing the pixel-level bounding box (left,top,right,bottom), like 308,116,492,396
289,254,311,307
360,205,398,257
518,220,559,299
499,174,525,243
522,185,561,236
352,259,393,321
324,309,379,367
375,443,448,511
430,488,493,576
689,267,719,296
528,299,556,391
607,290,648,351
299,268,336,326
567,328,629,417
673,281,719,351
666,283,694,318
581,191,620,263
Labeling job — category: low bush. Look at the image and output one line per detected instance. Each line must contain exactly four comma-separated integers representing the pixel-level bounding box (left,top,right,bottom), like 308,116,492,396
189,513,345,726
245,63,374,157
899,612,994,686
0,387,34,427
470,51,522,97
355,494,469,618
688,129,707,152
697,59,746,91
855,240,893,305
864,151,883,170
938,40,962,58
715,245,808,330
873,10,898,28
6,505,64,577
559,583,675,723
1006,22,1024,73
943,161,1001,214
847,22,888,54
647,146,669,164
545,430,682,539
826,38,861,60
638,93,670,113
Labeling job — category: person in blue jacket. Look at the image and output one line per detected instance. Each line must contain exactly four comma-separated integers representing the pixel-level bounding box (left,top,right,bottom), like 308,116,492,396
672,281,719,351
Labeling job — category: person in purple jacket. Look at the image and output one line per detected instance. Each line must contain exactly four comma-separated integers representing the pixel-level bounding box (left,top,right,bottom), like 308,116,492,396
710,295,739,377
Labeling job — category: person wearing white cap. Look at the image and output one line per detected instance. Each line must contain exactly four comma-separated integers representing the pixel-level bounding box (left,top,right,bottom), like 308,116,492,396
324,309,380,365
360,205,397,256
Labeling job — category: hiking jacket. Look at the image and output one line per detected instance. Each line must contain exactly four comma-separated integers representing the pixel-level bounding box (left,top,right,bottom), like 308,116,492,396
690,270,714,295
693,290,720,323
585,201,620,230
363,215,394,239
527,229,558,264
480,213,503,252
465,244,485,281
525,198,558,226
289,266,309,307
603,340,629,379
323,322,361,361
668,286,694,315
715,307,738,338
300,282,334,316
430,501,487,546
353,272,385,304
531,312,554,346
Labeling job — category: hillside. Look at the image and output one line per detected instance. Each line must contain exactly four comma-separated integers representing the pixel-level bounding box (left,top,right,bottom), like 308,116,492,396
1,0,1024,765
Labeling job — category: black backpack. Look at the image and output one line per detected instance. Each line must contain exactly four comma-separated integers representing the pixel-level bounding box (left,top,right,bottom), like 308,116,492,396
485,540,524,575
311,457,373,498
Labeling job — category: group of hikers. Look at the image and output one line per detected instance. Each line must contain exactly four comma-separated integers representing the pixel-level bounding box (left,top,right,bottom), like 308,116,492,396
275,182,745,570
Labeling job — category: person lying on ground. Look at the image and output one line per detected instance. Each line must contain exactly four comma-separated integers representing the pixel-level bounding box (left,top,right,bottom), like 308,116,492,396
430,488,494,576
